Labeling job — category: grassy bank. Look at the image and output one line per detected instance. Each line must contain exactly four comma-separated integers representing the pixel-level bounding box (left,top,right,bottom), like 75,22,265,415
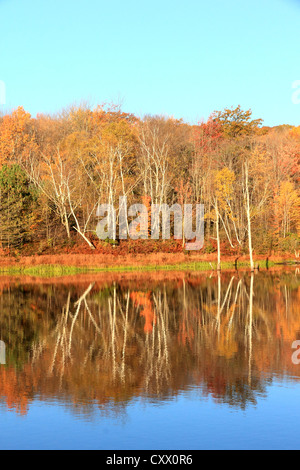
0,258,291,277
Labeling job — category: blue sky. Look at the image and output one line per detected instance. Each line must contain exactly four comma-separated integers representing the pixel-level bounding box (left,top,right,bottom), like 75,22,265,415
0,0,300,126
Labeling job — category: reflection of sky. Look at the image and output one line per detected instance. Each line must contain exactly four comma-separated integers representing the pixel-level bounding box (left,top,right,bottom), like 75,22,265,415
0,379,300,450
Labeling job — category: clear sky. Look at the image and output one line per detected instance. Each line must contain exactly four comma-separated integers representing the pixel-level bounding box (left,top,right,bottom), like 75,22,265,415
0,0,300,126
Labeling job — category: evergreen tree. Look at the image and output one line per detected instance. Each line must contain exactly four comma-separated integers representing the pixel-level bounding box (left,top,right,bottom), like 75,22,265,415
0,164,38,248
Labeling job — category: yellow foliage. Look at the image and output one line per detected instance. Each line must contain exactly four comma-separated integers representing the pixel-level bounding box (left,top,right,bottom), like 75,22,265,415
214,167,236,219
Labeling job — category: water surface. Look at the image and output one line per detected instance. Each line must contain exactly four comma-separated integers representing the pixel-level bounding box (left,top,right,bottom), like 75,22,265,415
0,270,299,450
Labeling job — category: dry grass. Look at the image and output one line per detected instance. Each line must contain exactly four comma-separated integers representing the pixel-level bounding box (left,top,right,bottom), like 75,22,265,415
0,251,296,269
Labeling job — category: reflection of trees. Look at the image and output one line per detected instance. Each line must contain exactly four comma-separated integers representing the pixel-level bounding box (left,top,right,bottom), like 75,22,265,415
0,271,299,415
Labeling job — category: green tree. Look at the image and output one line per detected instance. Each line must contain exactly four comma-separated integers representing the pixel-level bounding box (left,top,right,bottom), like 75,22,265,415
0,164,38,248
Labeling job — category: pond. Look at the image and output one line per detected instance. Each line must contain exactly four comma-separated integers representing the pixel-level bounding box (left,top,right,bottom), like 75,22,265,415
0,269,299,450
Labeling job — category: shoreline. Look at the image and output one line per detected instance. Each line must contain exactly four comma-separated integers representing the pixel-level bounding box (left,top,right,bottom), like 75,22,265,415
0,266,297,290
0,253,298,277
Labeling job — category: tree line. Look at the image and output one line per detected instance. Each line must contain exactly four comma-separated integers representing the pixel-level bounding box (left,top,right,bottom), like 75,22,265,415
0,104,299,265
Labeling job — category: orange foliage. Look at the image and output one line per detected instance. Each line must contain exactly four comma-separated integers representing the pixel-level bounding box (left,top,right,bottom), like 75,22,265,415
0,366,31,415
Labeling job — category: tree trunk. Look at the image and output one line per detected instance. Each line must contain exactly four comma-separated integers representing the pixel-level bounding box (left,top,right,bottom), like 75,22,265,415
245,164,254,272
73,226,95,250
63,210,70,239
215,198,221,271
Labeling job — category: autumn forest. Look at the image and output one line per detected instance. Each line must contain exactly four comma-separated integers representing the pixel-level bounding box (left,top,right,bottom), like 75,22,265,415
0,104,299,268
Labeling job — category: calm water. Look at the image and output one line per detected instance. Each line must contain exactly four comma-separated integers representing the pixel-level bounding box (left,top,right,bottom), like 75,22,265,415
0,269,299,450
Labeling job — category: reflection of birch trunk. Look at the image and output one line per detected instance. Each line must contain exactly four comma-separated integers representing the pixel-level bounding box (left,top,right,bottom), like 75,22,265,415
141,290,171,394
284,285,289,319
144,316,156,393
216,271,221,334
68,283,94,354
228,279,242,330
121,291,130,382
161,289,170,374
154,292,171,387
84,298,101,334
49,290,71,375
0,340,5,365
216,275,235,330
108,284,117,380
248,273,254,385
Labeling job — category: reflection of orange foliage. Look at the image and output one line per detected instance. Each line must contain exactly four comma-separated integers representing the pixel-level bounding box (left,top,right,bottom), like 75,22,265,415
130,291,156,333
274,287,300,342
0,273,300,416
217,335,238,359
216,317,238,359
0,366,31,415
